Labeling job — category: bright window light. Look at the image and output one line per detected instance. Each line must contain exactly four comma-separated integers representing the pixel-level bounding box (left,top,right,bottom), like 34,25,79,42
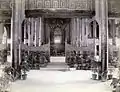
54,36,61,43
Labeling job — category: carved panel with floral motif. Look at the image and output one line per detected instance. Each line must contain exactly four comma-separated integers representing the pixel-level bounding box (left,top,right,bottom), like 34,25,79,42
52,0,59,8
69,0,76,9
76,0,88,10
36,0,43,8
44,0,51,8
28,0,36,9
60,0,68,8
26,0,93,10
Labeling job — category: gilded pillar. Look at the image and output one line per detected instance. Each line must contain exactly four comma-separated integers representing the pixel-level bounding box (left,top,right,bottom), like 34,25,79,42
76,18,80,47
11,0,25,70
79,18,82,47
35,18,39,47
30,18,34,46
28,18,31,46
95,0,108,80
39,17,42,46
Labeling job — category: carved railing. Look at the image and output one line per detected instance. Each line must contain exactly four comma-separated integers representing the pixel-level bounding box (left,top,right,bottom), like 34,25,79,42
21,43,50,52
65,43,95,55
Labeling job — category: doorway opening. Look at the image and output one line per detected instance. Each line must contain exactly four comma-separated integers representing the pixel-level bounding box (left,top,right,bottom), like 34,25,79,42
45,18,70,56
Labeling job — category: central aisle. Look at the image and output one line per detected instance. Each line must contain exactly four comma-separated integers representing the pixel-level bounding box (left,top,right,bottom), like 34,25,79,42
11,70,112,92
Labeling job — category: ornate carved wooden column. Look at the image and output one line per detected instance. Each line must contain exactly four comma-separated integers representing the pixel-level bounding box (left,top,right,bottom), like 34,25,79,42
39,17,42,46
41,17,44,45
79,18,82,47
30,18,34,46
71,17,82,48
101,0,108,76
85,18,89,47
73,18,77,46
95,0,108,80
76,18,80,47
35,18,39,47
71,18,74,45
93,21,97,56
72,18,76,46
28,18,31,46
0,22,4,43
82,18,85,47
11,0,25,71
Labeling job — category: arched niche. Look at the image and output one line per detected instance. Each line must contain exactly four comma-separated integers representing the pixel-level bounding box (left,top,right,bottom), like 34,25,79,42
21,19,29,44
88,20,99,39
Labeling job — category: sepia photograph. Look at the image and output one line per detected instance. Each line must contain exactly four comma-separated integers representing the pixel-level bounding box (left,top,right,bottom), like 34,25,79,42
0,0,120,92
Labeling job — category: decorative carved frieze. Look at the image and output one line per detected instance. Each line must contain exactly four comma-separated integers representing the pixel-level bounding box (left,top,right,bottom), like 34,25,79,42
44,0,51,8
26,0,94,10
53,0,59,8
28,0,37,9
0,0,120,15
36,0,43,9
60,0,68,8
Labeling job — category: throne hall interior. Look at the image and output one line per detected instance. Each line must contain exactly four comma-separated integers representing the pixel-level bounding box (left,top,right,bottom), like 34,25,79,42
0,0,120,87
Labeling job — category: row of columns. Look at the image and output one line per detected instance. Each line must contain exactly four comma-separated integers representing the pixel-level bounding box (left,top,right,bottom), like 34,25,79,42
71,18,89,48
23,18,42,47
